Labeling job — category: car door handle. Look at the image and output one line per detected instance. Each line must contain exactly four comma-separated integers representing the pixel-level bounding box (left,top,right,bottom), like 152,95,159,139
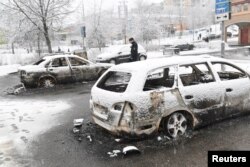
48,68,53,71
226,88,233,92
185,95,193,100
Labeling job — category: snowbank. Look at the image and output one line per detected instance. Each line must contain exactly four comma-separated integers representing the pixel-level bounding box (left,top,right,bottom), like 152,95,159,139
0,64,21,76
0,53,38,66
0,98,71,167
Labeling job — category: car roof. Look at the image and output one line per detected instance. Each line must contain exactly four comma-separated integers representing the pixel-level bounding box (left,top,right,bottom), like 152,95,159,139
110,55,228,73
42,54,92,63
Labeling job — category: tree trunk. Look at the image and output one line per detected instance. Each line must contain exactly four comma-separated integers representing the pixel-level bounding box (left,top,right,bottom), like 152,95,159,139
37,33,41,58
42,20,52,53
11,42,15,54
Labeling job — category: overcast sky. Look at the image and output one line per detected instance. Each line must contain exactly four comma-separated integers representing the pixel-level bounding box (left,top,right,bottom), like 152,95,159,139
76,0,164,15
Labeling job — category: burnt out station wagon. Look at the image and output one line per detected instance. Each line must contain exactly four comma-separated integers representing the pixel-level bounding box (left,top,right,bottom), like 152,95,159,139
19,55,112,88
90,55,250,138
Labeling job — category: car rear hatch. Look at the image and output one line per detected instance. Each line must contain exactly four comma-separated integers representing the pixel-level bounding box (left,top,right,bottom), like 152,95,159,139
90,71,132,127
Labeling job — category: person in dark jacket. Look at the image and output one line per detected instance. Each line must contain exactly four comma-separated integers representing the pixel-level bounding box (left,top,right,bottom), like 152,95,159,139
129,37,138,62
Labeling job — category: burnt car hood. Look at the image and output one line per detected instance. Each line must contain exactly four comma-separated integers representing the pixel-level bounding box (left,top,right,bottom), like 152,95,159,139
18,65,43,72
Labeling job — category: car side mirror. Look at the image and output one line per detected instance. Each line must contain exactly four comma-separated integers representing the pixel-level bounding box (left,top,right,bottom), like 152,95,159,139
118,52,122,54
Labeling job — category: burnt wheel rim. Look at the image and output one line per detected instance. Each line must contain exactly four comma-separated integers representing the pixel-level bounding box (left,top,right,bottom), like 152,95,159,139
41,78,55,88
167,113,187,138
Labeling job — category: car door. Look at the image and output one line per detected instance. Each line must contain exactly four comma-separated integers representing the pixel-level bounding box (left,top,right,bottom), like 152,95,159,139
68,57,98,81
133,65,182,123
118,46,131,63
211,62,250,117
178,62,225,125
48,57,72,83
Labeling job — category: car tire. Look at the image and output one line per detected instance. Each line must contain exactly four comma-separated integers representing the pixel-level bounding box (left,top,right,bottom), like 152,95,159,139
163,112,190,139
139,55,146,61
109,59,116,64
39,77,56,88
174,50,179,54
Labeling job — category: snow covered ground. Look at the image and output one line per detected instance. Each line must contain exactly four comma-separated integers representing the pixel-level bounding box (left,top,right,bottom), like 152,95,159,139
0,48,39,66
0,98,71,167
0,64,20,77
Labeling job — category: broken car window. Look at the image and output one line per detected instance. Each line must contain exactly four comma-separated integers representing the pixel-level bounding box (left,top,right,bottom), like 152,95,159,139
33,59,45,65
69,57,88,66
143,67,175,91
51,58,68,67
97,71,131,93
179,63,215,86
212,62,247,81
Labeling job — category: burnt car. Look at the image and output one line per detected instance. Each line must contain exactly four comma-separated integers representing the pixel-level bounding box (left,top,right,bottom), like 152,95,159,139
95,44,147,64
174,43,195,54
19,55,112,88
90,55,250,138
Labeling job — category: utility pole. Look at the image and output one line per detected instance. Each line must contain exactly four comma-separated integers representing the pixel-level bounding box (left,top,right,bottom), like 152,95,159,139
178,0,183,39
81,0,86,51
118,0,128,44
221,21,225,58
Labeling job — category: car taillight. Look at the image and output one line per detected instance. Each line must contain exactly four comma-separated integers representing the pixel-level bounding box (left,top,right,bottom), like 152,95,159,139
118,102,137,127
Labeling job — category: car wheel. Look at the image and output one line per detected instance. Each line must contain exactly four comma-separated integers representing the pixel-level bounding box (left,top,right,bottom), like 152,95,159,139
39,77,56,88
163,112,189,138
139,55,146,61
109,59,116,64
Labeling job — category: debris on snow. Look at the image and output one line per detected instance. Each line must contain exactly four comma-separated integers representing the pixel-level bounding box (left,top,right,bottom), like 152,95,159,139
115,138,121,142
73,128,80,134
107,150,122,158
87,135,92,142
164,136,171,140
5,84,26,95
73,118,84,128
122,146,141,155
157,136,162,141
113,150,121,154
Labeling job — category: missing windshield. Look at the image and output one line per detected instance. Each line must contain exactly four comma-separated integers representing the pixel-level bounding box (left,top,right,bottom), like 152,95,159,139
97,71,131,93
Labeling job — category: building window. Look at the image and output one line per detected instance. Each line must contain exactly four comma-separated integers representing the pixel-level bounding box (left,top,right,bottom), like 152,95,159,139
243,3,248,11
237,4,242,12
232,6,236,13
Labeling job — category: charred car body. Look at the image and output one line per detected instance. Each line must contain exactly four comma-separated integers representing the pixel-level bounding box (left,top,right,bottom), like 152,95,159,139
19,55,112,88
90,55,250,138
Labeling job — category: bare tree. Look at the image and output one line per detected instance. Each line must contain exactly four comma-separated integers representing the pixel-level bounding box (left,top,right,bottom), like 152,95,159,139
0,0,73,53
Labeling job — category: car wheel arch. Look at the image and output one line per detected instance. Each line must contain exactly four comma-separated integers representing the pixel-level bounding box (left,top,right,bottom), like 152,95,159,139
157,110,196,131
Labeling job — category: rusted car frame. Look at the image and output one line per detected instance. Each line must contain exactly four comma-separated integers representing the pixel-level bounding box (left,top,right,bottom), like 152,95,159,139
19,55,111,88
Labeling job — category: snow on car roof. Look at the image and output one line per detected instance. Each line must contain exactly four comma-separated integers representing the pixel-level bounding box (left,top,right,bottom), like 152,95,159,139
43,54,93,64
110,55,227,73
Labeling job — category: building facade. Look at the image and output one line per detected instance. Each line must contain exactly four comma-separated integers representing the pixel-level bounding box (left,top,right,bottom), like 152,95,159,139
225,0,250,45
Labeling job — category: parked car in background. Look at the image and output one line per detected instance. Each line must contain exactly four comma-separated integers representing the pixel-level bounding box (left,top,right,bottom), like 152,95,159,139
19,55,112,88
95,44,147,64
90,55,250,138
73,49,88,60
173,43,195,53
